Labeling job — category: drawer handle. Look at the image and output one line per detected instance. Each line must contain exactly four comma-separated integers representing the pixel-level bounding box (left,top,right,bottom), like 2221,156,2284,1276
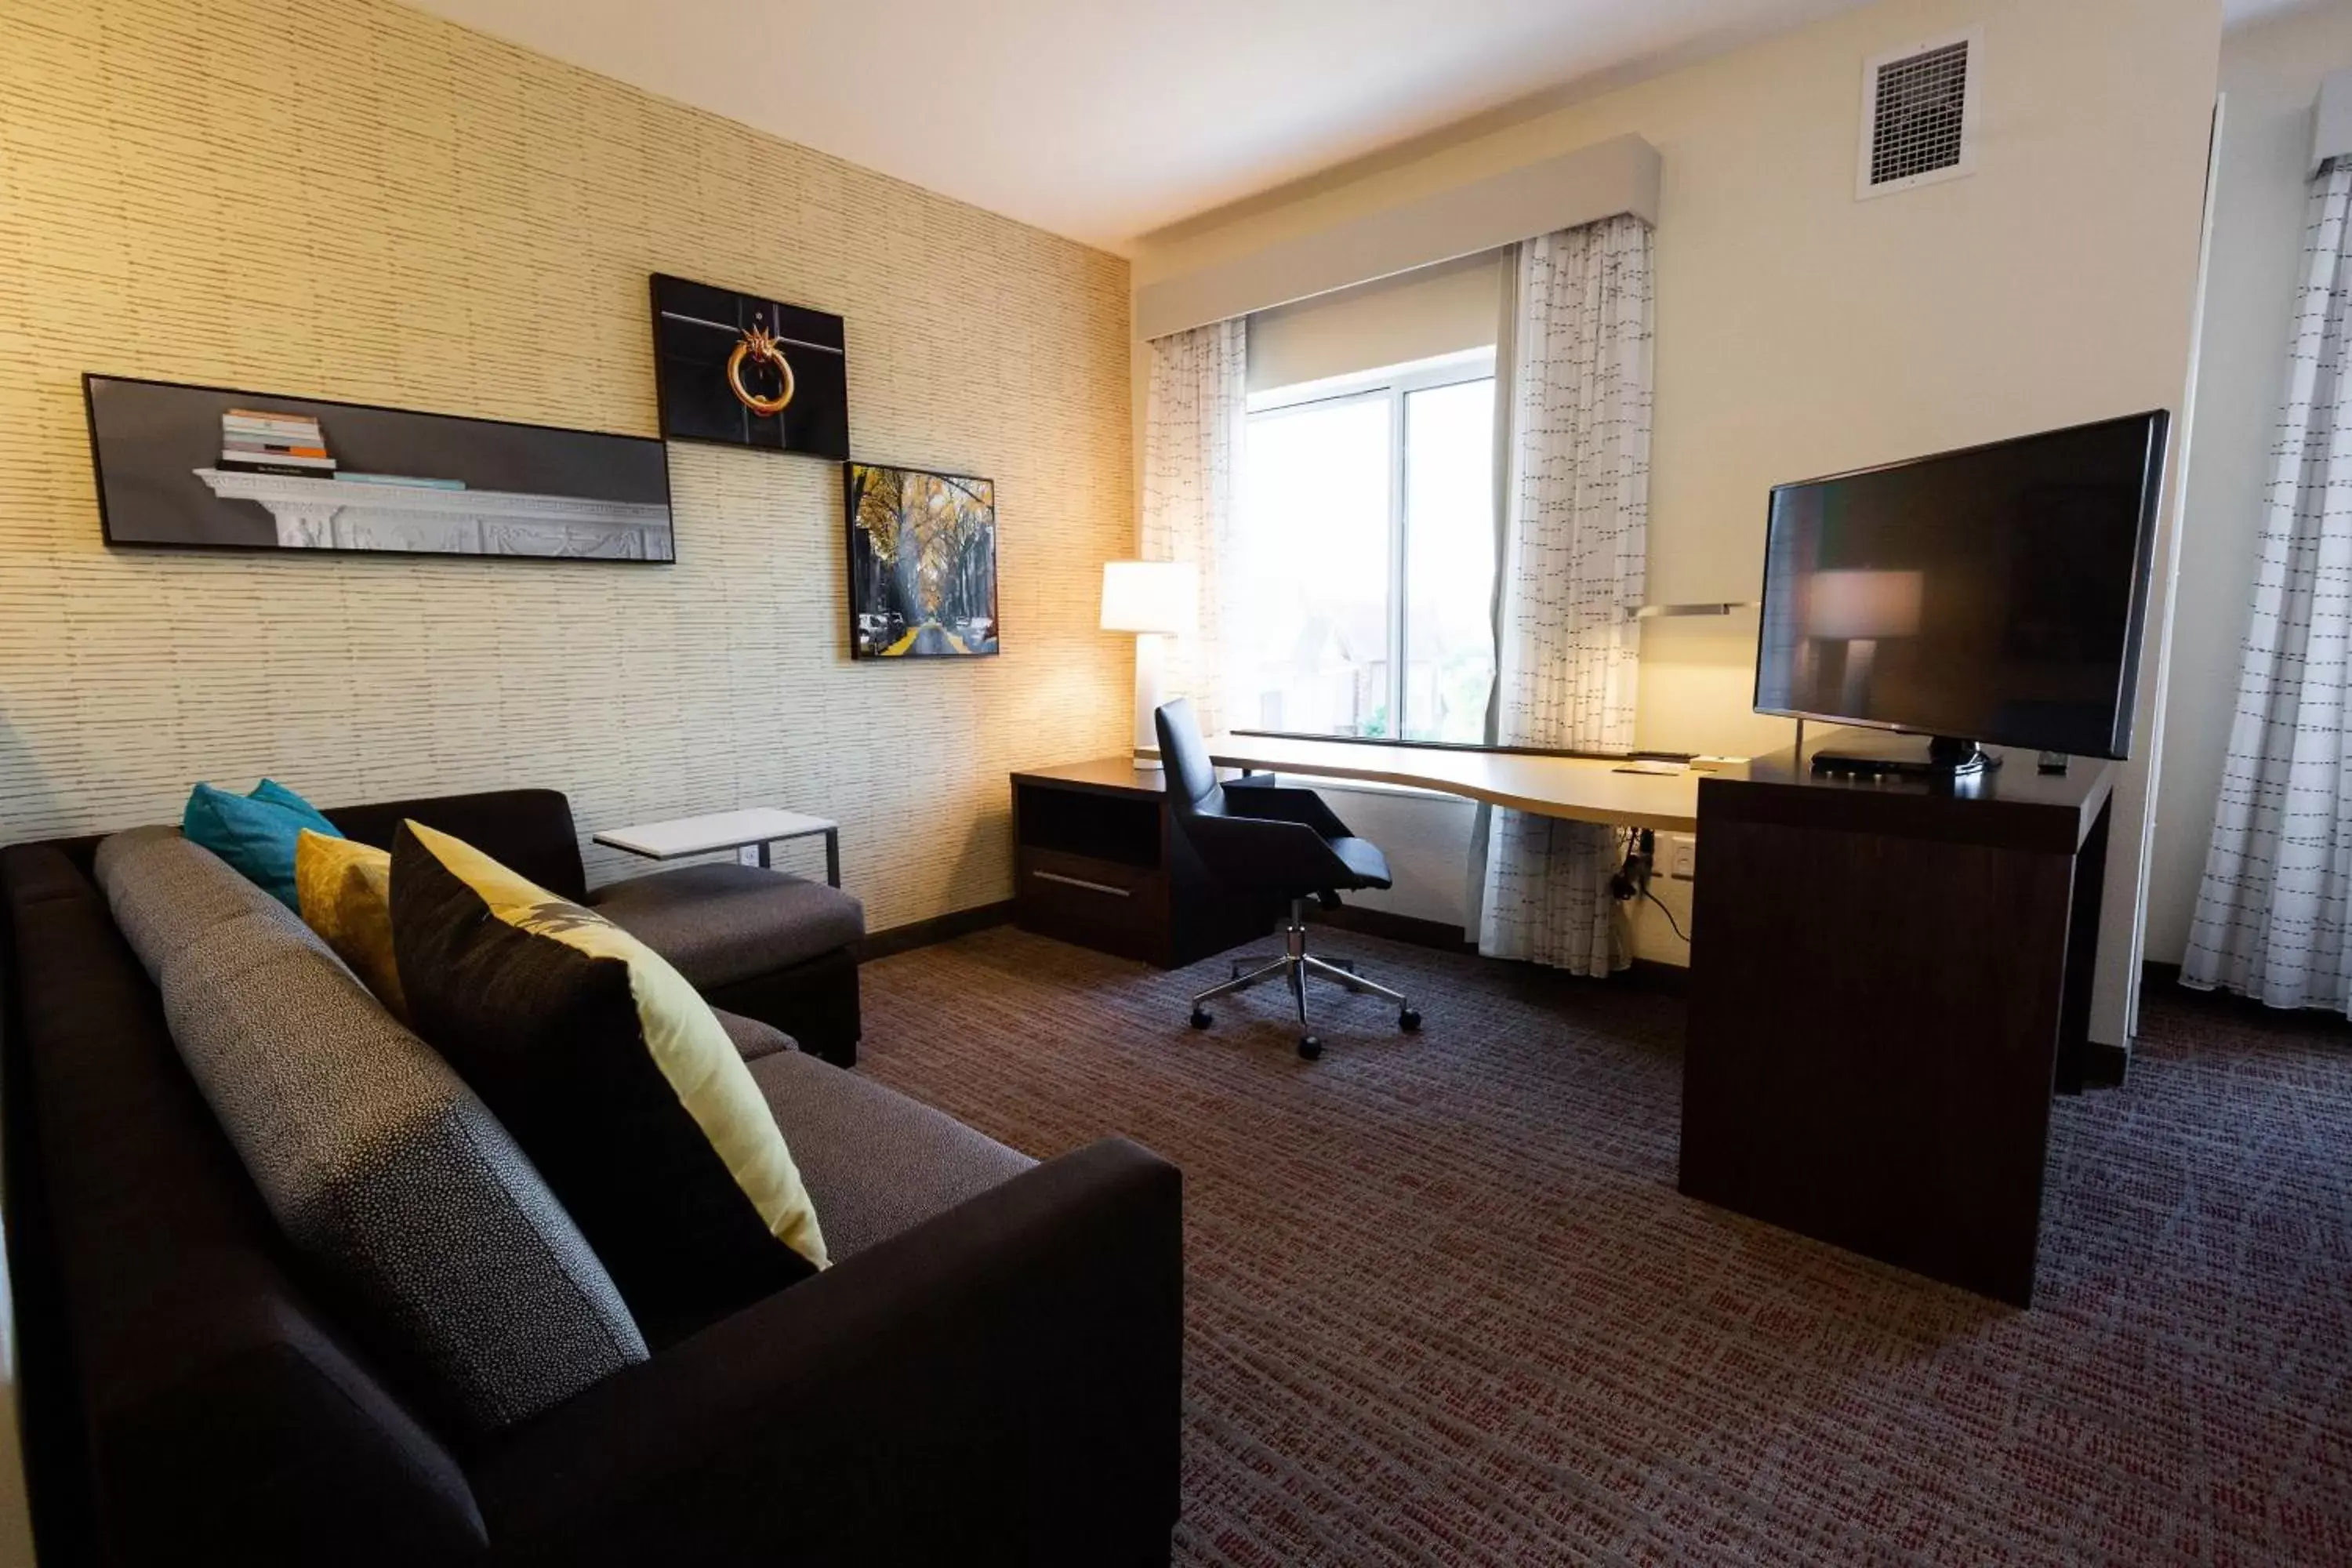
1033,869,1132,898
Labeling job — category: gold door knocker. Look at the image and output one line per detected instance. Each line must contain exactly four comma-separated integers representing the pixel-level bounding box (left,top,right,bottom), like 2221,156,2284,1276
726,319,797,416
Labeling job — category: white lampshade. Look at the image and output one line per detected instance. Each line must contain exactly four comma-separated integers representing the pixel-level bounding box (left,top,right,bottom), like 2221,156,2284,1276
1100,561,1197,635
1803,568,1923,641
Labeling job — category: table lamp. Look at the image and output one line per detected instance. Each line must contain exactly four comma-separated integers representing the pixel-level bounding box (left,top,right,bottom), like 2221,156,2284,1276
1100,561,1198,770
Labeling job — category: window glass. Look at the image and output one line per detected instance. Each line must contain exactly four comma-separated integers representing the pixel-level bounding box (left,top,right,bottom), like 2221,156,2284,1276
1236,353,1497,742
1402,378,1497,742
1234,393,1392,736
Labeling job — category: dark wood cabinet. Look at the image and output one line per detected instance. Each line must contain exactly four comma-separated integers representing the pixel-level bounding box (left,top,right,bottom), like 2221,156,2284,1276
1679,735,2114,1307
1011,759,1269,968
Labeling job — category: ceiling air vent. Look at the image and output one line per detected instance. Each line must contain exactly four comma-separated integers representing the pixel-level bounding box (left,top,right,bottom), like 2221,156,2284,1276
1857,30,1980,200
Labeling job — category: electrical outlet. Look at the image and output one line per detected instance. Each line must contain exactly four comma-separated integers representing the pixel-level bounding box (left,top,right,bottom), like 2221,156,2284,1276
737,844,761,867
1666,833,1697,880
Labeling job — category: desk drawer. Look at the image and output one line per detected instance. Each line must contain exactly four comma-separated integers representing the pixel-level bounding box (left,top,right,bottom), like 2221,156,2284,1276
1017,848,1166,963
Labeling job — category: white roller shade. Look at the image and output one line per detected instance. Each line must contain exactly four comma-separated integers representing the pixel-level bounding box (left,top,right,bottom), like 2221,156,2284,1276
1247,251,1504,393
1135,133,1659,343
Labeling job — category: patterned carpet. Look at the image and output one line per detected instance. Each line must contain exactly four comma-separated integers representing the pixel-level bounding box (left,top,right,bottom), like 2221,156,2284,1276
855,926,2352,1566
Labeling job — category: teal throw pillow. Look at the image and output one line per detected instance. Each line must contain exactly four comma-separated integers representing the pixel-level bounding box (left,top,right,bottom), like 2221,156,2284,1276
183,779,343,909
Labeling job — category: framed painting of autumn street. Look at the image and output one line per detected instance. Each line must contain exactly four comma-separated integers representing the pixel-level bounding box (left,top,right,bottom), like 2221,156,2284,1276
844,461,1000,659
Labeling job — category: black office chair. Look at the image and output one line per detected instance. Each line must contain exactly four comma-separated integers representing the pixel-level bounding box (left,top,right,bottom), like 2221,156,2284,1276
1156,699,1421,1060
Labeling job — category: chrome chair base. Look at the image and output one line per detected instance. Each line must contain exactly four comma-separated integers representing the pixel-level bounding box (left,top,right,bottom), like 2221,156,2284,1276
1187,899,1421,1060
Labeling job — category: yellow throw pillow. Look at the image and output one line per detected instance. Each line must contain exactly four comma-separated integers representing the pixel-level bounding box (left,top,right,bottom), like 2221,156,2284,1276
294,829,408,1022
389,819,826,1327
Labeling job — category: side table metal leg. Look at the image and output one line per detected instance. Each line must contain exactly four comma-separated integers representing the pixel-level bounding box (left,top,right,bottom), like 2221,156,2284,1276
824,829,840,887
757,840,771,869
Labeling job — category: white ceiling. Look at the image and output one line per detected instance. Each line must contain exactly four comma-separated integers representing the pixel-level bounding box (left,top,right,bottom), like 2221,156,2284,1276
411,0,2269,253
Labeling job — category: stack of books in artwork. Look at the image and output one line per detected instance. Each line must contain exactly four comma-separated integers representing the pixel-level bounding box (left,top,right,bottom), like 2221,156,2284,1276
219,409,335,477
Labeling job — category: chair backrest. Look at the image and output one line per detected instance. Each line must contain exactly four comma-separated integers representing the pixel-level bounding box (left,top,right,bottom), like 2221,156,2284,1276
1154,700,1223,821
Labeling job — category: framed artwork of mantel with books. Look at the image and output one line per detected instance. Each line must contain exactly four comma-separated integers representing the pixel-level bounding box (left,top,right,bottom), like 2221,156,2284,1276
83,375,676,562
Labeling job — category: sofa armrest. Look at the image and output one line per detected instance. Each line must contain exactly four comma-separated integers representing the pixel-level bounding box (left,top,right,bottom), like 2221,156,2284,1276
470,1137,1183,1568
325,789,588,904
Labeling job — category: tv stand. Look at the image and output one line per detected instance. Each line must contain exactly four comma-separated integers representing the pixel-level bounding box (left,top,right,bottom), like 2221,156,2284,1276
1810,730,2002,780
1681,738,2115,1305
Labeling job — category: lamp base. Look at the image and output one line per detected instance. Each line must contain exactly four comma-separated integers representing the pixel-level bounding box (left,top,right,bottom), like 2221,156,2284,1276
1132,632,1167,770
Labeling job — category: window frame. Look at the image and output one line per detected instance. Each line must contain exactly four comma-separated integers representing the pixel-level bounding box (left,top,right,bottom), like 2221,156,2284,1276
1243,347,1499,746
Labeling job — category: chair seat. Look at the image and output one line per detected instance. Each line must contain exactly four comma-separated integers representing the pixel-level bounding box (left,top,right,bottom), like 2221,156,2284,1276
746,1051,1035,1261
1329,836,1392,891
589,863,866,991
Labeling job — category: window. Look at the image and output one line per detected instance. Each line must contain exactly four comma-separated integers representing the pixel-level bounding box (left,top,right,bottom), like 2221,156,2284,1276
1234,350,1497,743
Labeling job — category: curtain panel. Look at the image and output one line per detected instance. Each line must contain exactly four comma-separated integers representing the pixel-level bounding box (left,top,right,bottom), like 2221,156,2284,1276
2183,159,2352,1011
1478,215,1655,976
1140,319,1247,738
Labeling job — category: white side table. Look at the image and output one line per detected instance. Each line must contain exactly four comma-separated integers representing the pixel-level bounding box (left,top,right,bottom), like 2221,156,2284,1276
593,808,841,886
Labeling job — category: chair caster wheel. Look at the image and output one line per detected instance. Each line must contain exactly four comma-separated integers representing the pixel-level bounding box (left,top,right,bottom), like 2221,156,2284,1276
1399,1008,1422,1033
1189,1008,1214,1030
1298,1035,1323,1061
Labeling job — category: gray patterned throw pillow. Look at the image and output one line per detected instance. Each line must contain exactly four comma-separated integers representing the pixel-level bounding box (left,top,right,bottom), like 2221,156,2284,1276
98,827,648,1434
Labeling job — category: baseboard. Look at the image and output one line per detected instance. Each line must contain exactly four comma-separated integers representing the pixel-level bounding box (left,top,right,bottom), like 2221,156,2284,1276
1310,902,1472,953
853,899,1015,964
1310,902,1691,993
1624,958,1691,996
2138,956,2352,1036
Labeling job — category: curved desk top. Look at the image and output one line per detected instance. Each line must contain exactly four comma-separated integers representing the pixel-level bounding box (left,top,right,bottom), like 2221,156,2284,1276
1202,732,1726,833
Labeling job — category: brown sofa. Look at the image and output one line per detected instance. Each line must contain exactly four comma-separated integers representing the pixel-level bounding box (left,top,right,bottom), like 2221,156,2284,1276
0,791,1184,1567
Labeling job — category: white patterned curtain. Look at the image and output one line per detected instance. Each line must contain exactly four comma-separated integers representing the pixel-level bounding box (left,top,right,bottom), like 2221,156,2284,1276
2183,159,2352,1011
1478,216,1654,976
1141,319,1247,736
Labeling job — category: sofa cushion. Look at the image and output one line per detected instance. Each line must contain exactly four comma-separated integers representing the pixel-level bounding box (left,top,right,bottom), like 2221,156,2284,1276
99,824,318,982
6,842,494,1565
392,822,827,1331
590,864,866,990
713,1008,794,1062
96,829,650,1436
182,779,343,908
295,829,406,1019
746,1051,1034,1261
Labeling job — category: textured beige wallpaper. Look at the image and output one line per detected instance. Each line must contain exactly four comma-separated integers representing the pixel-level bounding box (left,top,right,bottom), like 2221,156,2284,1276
0,0,1133,930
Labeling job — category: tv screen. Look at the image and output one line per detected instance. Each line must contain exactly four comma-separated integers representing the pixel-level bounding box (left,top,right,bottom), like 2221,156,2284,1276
1753,412,2169,760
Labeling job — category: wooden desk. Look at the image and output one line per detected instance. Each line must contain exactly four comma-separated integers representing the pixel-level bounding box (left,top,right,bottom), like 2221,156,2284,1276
1011,739,1707,969
1201,732,1717,831
1679,739,2115,1306
1009,759,1270,967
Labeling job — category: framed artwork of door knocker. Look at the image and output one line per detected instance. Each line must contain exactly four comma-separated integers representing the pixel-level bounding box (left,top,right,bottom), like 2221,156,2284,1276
650,273,850,459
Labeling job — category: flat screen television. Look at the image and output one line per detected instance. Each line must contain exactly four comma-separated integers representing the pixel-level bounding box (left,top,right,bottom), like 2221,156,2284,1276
1753,411,2169,773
